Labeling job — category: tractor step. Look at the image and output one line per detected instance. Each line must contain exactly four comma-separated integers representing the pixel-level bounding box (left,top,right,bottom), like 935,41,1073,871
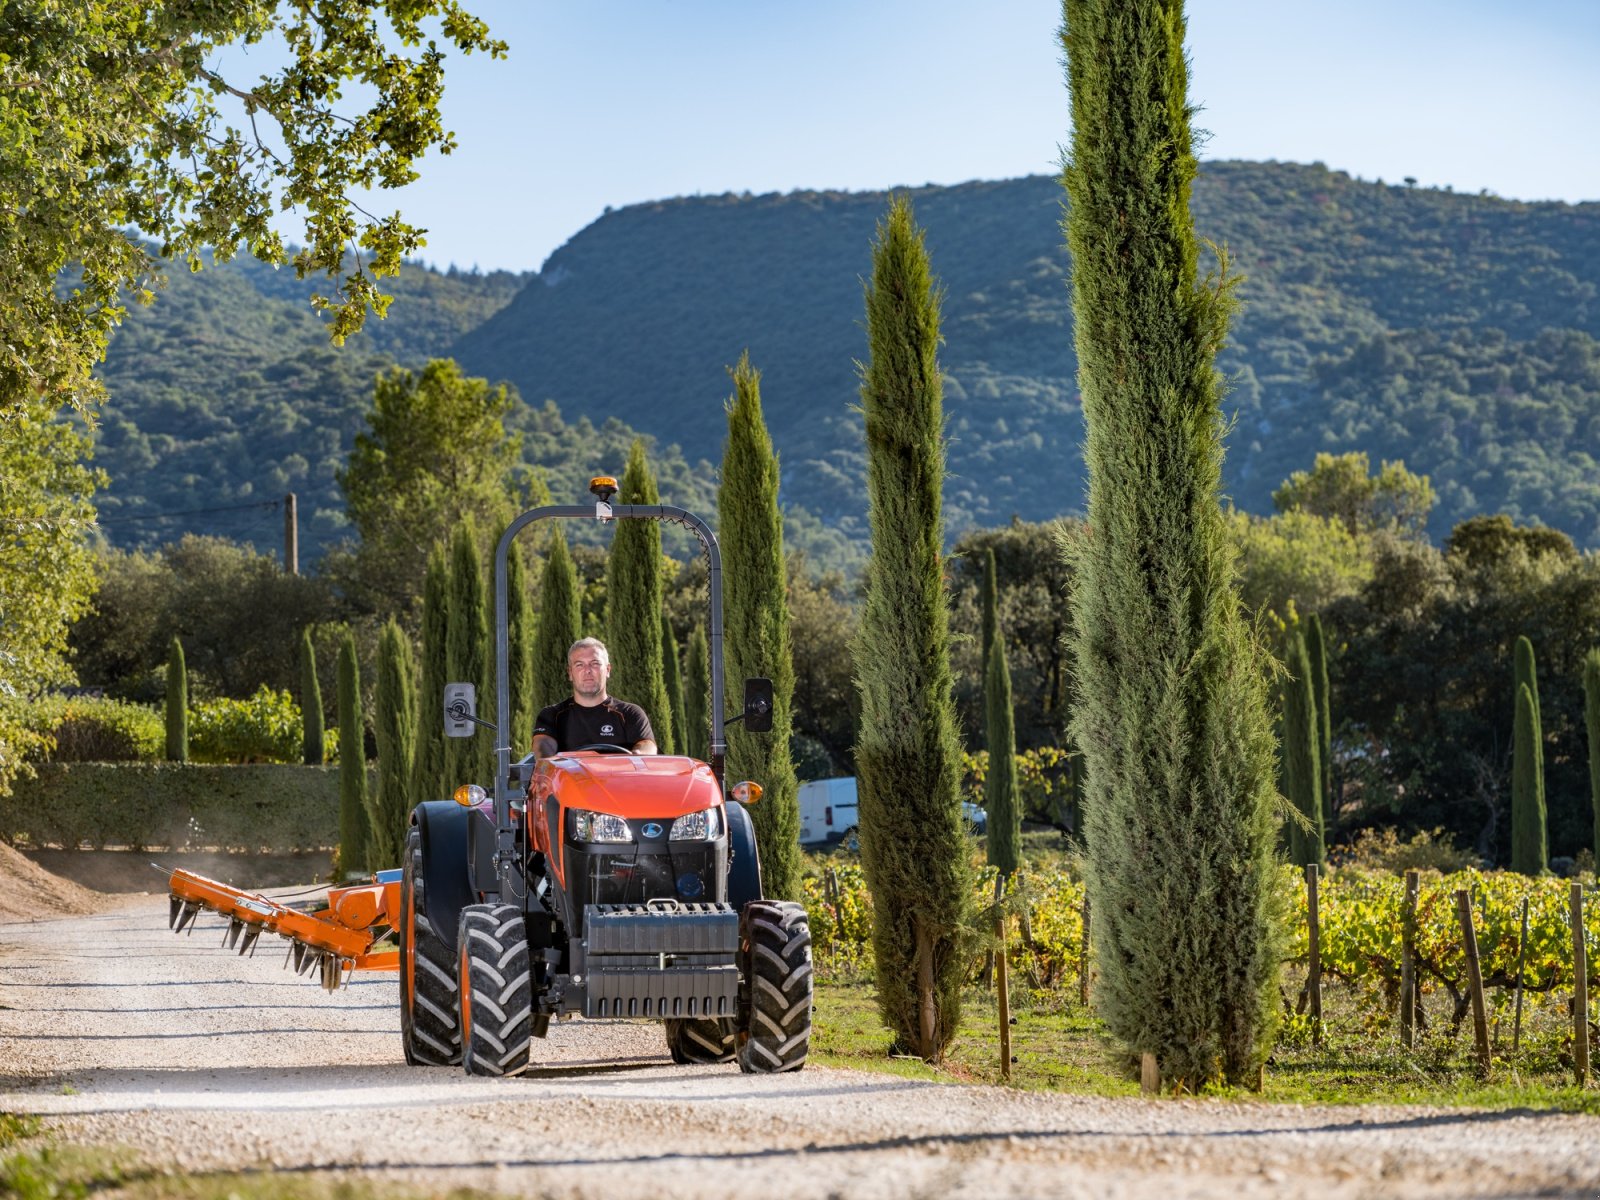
164,867,401,991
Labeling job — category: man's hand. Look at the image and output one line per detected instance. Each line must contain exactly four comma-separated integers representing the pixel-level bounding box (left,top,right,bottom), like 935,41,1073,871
531,733,558,759
632,739,658,755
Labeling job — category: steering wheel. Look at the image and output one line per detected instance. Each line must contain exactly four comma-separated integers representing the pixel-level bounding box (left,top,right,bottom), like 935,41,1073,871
574,743,631,754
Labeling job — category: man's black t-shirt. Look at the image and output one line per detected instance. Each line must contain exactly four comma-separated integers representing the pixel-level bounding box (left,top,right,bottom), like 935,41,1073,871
532,696,654,752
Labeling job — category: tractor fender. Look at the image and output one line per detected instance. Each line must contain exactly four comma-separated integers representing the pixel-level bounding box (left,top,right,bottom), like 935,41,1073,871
412,801,475,955
726,800,763,909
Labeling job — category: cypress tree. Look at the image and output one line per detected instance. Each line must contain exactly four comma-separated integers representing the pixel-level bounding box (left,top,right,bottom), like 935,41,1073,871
720,353,802,899
1061,0,1283,1087
1511,681,1547,875
370,619,417,870
1513,635,1545,812
300,626,324,765
1583,647,1600,865
855,196,972,1062
661,611,686,758
532,526,582,714
411,544,450,802
337,631,370,877
605,439,673,749
445,520,489,787
1305,613,1332,829
683,626,711,763
979,544,1000,686
1282,632,1324,867
506,545,534,754
164,636,188,763
984,612,1022,878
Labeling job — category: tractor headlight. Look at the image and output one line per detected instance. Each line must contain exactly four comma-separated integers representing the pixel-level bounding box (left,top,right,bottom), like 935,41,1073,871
669,806,722,841
570,809,632,843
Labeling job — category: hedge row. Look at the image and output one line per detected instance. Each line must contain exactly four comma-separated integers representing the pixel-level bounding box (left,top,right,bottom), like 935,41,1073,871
0,763,375,852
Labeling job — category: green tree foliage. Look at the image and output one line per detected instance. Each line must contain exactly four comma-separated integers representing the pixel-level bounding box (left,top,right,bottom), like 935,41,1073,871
661,611,686,759
1272,452,1435,540
165,637,189,763
411,545,450,803
531,527,582,716
719,354,801,898
605,441,673,746
979,546,999,685
1305,613,1333,828
337,631,370,876
1511,682,1547,876
300,626,325,766
1229,509,1373,635
0,401,100,788
1584,648,1600,863
338,360,525,612
1282,632,1324,866
784,554,859,775
1061,0,1282,1087
445,521,489,787
854,196,972,1062
506,545,534,754
1446,514,1579,571
371,619,417,871
983,560,1022,877
683,626,711,764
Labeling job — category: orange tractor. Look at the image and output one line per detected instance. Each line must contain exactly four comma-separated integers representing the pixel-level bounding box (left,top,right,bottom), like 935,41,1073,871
169,480,812,1076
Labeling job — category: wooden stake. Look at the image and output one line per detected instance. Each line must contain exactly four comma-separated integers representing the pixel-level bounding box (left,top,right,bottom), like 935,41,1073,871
996,889,1012,1083
1573,882,1589,1088
1512,896,1530,1057
1305,863,1323,1046
1079,892,1092,1007
1455,888,1491,1078
1140,1052,1159,1096
1401,869,1419,1049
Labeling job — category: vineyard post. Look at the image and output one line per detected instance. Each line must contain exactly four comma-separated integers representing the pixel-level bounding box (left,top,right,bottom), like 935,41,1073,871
824,867,840,965
1512,896,1530,1057
1455,888,1492,1078
1306,863,1323,1046
1401,870,1419,1048
996,879,1012,1082
1573,882,1589,1087
1079,892,1092,1008
1140,1052,1159,1096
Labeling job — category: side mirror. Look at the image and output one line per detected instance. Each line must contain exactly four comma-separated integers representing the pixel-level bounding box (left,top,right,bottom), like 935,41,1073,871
742,677,773,734
443,683,476,737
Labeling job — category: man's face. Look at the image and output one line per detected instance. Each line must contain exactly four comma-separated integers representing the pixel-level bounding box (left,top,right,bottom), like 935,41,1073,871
567,650,610,701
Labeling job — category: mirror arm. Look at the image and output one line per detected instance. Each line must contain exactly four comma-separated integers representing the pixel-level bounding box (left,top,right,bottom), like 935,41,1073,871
446,704,498,732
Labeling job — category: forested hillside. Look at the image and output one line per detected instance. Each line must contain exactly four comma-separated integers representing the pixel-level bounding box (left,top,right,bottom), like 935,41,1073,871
93,160,1600,563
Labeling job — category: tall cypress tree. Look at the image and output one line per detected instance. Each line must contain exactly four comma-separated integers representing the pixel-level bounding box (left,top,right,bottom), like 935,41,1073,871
1511,668,1547,876
855,196,972,1063
1061,0,1282,1087
445,520,489,786
370,618,416,870
1305,613,1332,829
661,611,686,758
720,353,802,898
411,544,450,801
337,631,370,877
1282,631,1324,867
532,526,582,715
979,544,1000,686
605,439,673,749
984,605,1022,878
165,636,188,763
1513,635,1545,815
506,545,534,754
300,626,324,765
683,626,711,763
1583,647,1600,865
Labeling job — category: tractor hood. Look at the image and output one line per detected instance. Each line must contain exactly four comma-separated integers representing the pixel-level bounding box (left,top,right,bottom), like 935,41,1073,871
543,753,721,818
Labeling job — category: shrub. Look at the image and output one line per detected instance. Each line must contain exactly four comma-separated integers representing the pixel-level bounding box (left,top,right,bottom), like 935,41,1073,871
189,686,304,764
29,695,164,763
1332,826,1480,874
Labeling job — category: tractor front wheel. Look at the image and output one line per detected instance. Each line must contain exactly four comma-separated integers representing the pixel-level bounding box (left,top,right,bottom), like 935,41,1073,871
665,1017,737,1064
400,827,462,1066
457,903,534,1077
737,900,812,1073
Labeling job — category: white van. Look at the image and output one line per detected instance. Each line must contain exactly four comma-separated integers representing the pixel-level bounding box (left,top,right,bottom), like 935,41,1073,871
797,777,859,848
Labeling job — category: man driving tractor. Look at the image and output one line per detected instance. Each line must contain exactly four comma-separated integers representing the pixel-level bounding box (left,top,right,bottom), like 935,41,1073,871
530,637,657,757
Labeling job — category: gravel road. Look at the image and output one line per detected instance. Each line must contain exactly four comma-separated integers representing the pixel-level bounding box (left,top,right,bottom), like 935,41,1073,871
3,890,1600,1198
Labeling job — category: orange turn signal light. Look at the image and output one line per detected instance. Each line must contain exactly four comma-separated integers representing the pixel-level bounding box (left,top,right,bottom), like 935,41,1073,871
731,780,763,805
452,784,487,807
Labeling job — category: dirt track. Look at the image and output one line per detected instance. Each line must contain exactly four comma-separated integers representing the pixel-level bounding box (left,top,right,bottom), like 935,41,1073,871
3,886,1600,1198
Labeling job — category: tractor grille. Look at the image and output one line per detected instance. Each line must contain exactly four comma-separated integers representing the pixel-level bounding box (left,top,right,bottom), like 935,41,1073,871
567,843,724,930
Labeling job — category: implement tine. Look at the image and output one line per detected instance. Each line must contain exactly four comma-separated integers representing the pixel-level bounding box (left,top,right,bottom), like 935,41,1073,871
168,895,182,930
224,918,244,950
239,926,261,957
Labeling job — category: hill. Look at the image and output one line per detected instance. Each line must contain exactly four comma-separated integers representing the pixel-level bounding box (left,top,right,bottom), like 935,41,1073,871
454,161,1600,546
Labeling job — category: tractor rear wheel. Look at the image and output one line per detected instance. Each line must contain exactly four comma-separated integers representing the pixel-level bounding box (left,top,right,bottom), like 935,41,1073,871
665,1017,737,1064
457,903,534,1077
737,900,812,1073
400,827,462,1066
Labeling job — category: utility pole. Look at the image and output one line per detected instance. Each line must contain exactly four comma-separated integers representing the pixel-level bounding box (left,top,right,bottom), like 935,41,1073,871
284,492,299,575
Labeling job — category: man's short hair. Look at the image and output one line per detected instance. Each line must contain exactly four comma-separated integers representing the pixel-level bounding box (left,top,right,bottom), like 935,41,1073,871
567,637,609,665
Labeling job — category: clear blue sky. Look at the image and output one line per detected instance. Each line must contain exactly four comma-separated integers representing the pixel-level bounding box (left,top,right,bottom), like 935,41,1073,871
277,0,1600,274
